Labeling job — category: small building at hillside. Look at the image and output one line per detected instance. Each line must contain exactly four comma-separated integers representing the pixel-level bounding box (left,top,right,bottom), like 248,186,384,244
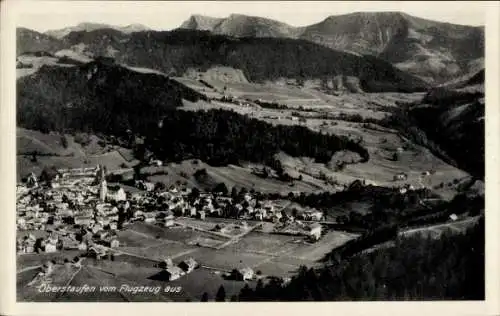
45,242,57,253
393,173,408,181
178,258,199,273
235,267,255,281
198,210,206,220
110,239,120,248
164,266,184,281
164,219,175,227
308,223,322,241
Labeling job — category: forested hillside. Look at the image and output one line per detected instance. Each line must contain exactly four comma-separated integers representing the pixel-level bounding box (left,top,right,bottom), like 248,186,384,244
17,28,63,55
16,59,196,135
146,109,370,166
411,70,485,178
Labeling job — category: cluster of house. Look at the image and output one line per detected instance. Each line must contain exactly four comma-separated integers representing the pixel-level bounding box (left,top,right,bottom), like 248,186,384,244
16,166,126,254
158,257,200,281
154,256,258,282
17,163,328,256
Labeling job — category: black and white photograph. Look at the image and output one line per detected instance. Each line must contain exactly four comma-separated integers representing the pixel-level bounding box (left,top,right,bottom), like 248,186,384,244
1,0,498,312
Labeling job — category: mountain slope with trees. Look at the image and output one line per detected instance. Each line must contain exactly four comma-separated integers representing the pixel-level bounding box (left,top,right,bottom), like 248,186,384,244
17,28,63,55
16,59,193,135
410,69,484,178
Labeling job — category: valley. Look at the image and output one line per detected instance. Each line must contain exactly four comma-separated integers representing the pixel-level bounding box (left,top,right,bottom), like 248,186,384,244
14,10,485,302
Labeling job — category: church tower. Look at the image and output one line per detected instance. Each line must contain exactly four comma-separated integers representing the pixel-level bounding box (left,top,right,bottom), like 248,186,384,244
99,179,108,202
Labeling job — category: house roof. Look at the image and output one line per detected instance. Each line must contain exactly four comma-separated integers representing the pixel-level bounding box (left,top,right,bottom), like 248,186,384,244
309,223,322,230
239,267,254,274
166,266,183,275
181,257,198,266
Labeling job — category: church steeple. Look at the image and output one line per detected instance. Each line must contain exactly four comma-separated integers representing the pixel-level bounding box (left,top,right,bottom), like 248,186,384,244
99,179,108,202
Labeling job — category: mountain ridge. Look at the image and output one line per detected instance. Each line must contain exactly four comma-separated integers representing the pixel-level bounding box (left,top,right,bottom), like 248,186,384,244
179,12,484,83
17,27,430,93
45,22,151,39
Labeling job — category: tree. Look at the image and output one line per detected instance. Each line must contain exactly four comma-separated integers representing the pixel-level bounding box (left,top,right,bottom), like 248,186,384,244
231,187,238,199
392,152,399,161
201,292,209,302
215,285,226,302
60,135,68,148
189,187,200,201
261,167,269,178
213,182,229,195
133,165,141,181
238,284,254,302
230,295,238,302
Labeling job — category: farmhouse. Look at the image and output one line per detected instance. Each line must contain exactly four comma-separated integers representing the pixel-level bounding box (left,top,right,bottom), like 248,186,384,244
78,242,88,251
164,266,184,281
198,210,206,220
110,239,120,248
42,261,54,275
393,173,408,181
308,223,322,241
235,267,255,281
45,242,57,253
87,246,107,259
178,258,199,273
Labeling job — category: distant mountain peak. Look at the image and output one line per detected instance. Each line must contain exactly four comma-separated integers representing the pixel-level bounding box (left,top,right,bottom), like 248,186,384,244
45,22,150,39
180,14,224,30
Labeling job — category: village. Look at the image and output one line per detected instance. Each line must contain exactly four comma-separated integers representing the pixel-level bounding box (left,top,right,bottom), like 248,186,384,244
16,164,332,288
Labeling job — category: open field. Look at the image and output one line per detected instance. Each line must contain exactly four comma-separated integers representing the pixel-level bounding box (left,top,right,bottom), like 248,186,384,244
118,243,200,261
17,263,81,302
116,230,169,248
126,222,229,244
290,231,359,261
117,222,356,277
400,216,481,239
146,158,328,194
225,232,301,255
17,250,85,271
17,128,140,180
16,55,78,79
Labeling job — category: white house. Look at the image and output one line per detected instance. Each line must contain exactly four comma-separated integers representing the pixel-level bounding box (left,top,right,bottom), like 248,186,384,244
308,223,322,241
108,187,126,202
45,243,57,253
110,239,120,248
164,266,184,281
237,267,255,281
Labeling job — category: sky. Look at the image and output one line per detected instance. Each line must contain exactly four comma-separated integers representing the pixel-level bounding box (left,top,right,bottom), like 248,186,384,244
12,1,488,33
